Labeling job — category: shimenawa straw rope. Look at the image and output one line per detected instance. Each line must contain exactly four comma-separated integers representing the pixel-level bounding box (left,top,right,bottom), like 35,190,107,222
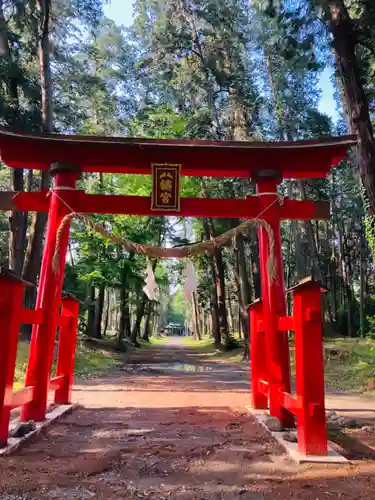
51,191,282,282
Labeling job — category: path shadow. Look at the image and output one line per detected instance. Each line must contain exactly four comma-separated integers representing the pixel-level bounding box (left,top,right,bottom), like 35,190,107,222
328,427,375,460
0,405,286,496
3,404,375,499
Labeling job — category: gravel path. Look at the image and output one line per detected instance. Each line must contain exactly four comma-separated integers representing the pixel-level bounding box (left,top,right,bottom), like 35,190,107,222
2,338,375,499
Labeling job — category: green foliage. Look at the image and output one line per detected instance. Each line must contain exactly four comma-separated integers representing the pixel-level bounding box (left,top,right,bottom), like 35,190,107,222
13,339,118,391
166,288,187,325
317,339,375,393
365,216,375,256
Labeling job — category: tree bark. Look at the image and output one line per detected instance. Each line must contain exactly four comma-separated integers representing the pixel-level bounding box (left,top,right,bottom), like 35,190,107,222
227,291,235,334
38,0,53,133
0,1,27,274
142,301,153,342
328,2,375,214
103,289,110,336
249,229,261,298
119,286,131,339
131,293,147,345
329,222,339,325
118,254,134,344
192,291,201,340
359,218,366,337
203,219,221,347
210,261,221,347
8,169,27,276
234,233,251,359
206,218,231,348
93,283,105,339
298,181,322,281
86,285,96,337
22,0,52,315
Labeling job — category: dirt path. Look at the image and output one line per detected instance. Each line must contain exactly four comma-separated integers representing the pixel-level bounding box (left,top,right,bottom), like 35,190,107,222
2,339,375,499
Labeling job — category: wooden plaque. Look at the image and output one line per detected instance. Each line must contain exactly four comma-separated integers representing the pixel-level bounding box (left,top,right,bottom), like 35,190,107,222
151,163,181,212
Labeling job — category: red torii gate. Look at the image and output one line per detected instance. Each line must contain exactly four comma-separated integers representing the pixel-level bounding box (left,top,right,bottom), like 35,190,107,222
0,127,356,455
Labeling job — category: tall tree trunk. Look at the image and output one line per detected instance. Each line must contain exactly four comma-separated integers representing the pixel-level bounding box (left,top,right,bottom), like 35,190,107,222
345,263,354,338
201,309,207,337
119,286,131,341
203,219,221,347
131,293,147,345
329,226,339,326
298,181,322,281
207,218,231,348
329,172,338,326
86,285,96,337
142,300,152,342
132,254,159,344
93,283,105,339
227,291,235,335
181,3,223,137
328,2,375,215
192,291,201,340
234,232,251,359
339,220,353,337
249,229,261,298
359,218,366,337
210,261,221,347
9,169,27,276
103,289,110,337
118,254,133,344
0,1,27,274
22,0,52,323
337,219,346,308
38,0,53,133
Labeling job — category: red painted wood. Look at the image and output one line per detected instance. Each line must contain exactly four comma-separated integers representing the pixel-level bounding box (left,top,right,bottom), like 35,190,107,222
11,386,34,410
54,298,80,405
278,315,294,331
256,184,294,428
0,275,24,446
9,190,49,212
0,127,356,177
293,282,327,455
20,308,44,325
9,191,331,220
57,314,71,328
257,319,265,332
249,301,268,409
49,375,65,392
21,170,79,422
279,392,300,415
258,379,269,396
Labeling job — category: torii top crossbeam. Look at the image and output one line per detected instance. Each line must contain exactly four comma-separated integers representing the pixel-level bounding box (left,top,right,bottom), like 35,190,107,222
0,127,357,178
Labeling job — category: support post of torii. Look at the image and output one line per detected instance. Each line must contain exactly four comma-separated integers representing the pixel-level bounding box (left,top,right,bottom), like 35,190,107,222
256,176,293,426
21,164,80,422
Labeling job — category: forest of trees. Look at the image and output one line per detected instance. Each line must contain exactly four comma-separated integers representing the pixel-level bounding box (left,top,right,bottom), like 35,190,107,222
1,0,375,357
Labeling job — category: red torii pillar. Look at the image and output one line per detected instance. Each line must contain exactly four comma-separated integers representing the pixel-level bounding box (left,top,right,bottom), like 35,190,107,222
21,163,80,422
255,174,293,427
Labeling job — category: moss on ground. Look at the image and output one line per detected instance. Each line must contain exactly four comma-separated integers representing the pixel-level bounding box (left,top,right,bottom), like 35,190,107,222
74,341,119,378
289,337,375,394
13,339,119,392
322,339,375,393
14,342,30,392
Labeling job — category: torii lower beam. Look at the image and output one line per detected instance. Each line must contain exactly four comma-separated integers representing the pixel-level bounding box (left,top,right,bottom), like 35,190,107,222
0,191,330,220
